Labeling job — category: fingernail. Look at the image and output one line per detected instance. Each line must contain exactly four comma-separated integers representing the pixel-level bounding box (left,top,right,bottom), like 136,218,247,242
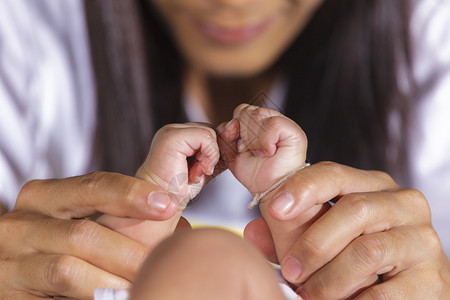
208,164,215,175
271,192,294,216
191,174,204,184
222,119,236,141
224,119,235,131
282,256,302,282
298,289,310,300
148,191,171,212
237,139,245,152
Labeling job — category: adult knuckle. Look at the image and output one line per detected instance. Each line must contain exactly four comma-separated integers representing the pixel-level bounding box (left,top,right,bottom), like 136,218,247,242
299,233,326,259
307,273,330,299
44,255,77,291
15,179,42,207
352,235,386,267
370,170,396,187
79,171,109,199
418,226,442,256
340,193,371,224
122,179,142,207
292,175,318,198
67,219,99,248
317,161,343,177
406,189,430,213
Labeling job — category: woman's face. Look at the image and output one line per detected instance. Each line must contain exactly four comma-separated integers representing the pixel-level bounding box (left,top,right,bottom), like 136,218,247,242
151,0,324,77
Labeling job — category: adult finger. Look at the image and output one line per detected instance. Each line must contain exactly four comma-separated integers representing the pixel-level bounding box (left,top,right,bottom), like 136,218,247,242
14,215,149,281
266,162,398,221
243,217,278,264
14,171,179,221
354,264,446,300
3,294,47,300
0,212,147,279
296,225,438,300
15,254,130,299
281,188,431,284
175,216,192,231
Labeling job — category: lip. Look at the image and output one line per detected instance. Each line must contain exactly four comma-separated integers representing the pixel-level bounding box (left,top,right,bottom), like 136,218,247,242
194,18,273,46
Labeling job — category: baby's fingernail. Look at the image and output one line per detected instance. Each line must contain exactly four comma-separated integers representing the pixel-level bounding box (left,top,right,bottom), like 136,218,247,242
192,174,204,184
224,119,235,131
148,191,171,212
282,256,303,282
237,139,246,153
271,192,294,216
221,119,236,141
208,164,215,175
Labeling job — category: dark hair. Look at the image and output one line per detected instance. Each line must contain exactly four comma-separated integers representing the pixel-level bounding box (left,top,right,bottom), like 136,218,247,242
84,0,413,177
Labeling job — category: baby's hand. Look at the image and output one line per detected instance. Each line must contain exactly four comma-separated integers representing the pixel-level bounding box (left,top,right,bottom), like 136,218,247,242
218,104,307,196
218,104,315,263
138,123,219,207
97,124,219,250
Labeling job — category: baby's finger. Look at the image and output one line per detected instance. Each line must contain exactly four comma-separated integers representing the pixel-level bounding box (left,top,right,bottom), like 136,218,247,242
216,120,241,167
232,104,285,154
232,103,283,120
142,125,220,191
217,119,240,142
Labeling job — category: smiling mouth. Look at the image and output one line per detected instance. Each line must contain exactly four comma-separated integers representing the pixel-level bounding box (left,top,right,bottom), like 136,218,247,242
194,18,274,46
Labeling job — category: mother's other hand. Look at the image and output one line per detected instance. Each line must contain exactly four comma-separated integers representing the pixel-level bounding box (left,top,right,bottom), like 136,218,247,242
0,171,179,299
246,162,450,299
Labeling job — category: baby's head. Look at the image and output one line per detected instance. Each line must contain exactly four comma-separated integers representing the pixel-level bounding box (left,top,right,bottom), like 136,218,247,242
129,228,286,300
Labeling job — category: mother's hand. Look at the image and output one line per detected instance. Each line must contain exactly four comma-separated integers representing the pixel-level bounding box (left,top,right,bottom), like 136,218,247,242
0,171,180,299
245,162,450,299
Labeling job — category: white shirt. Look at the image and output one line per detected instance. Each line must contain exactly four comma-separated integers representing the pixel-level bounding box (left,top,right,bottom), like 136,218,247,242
0,0,449,256
0,0,96,211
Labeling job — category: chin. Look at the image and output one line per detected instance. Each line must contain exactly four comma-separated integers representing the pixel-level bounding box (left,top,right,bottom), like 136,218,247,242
200,59,274,78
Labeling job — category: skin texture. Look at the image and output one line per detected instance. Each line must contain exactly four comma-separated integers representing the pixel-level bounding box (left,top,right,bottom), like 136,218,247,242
125,103,319,298
97,124,219,251
244,163,450,299
130,228,286,300
0,173,179,299
151,0,324,77
1,0,449,298
218,104,326,265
